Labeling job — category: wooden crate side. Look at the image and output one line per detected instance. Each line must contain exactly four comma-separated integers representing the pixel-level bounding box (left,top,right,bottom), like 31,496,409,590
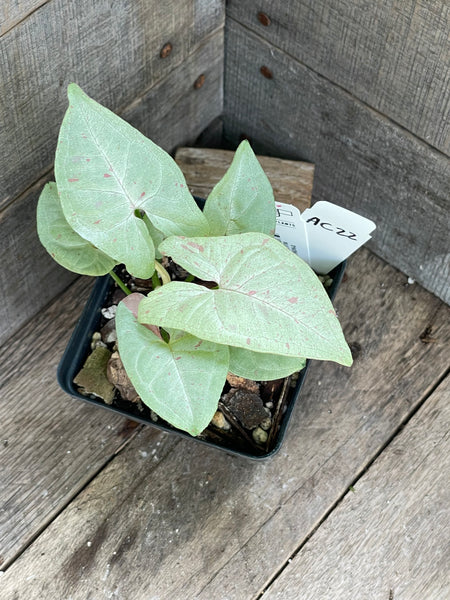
224,22,450,304
227,0,450,155
0,0,224,209
0,32,224,347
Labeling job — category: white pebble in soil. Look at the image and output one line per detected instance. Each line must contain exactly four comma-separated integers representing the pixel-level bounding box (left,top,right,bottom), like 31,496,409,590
252,427,268,444
101,305,117,319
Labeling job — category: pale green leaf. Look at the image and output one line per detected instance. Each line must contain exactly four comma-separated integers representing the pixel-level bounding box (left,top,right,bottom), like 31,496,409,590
54,83,209,278
116,295,230,436
141,233,352,366
228,346,306,381
203,140,276,236
36,182,117,275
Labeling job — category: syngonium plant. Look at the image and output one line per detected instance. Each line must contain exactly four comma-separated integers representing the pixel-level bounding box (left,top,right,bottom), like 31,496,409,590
37,84,352,436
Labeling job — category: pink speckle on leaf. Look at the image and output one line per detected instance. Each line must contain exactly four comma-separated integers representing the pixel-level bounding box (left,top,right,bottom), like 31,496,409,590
93,219,101,225
86,158,91,162
288,297,298,304
140,192,145,198
194,340,203,349
286,343,290,350
103,173,112,178
187,241,204,252
248,290,257,296
68,178,79,182
246,338,251,345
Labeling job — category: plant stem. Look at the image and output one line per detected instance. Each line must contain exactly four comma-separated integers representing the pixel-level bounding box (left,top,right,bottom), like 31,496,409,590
151,270,161,289
109,270,132,295
154,260,171,285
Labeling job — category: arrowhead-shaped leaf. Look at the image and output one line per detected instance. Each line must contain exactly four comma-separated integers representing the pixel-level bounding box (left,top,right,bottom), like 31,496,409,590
54,83,209,278
140,233,352,366
203,140,276,236
228,347,306,381
116,295,230,436
37,182,117,275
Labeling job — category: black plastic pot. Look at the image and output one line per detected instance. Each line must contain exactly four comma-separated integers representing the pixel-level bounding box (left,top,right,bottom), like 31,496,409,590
57,259,346,460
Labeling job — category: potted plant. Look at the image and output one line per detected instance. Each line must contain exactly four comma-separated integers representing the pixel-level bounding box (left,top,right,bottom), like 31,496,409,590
37,84,352,458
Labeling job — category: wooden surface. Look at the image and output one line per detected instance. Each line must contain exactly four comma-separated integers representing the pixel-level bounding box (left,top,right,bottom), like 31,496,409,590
0,1,48,36
227,1,450,155
0,29,224,348
175,146,314,212
261,379,450,600
0,277,141,570
1,243,448,597
0,0,224,210
223,20,450,305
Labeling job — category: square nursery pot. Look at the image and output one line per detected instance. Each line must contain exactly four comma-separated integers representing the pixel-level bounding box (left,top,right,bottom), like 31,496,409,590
57,258,346,460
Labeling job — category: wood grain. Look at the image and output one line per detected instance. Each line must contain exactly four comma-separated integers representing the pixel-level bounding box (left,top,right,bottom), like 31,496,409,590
261,377,450,600
227,0,450,155
0,31,224,347
122,32,224,153
0,0,224,209
175,146,314,212
0,277,146,570
224,21,450,305
1,248,448,598
0,1,49,36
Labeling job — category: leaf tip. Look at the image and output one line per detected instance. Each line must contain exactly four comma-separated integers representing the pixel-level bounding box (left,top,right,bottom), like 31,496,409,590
67,82,82,100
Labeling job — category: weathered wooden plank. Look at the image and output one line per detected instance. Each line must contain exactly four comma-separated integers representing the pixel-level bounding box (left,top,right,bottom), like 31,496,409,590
175,146,314,211
0,31,223,347
261,377,450,600
224,22,450,305
0,0,224,209
122,32,224,153
1,248,448,598
227,0,450,154
0,277,148,570
0,1,48,36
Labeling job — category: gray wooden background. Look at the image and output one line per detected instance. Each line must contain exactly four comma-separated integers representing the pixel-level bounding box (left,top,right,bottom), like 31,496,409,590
0,0,448,346
224,1,449,305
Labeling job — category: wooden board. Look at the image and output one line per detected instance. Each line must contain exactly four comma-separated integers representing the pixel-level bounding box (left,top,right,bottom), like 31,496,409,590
0,277,144,570
0,0,224,209
175,146,314,212
224,21,450,305
261,377,450,600
122,33,224,154
0,31,224,347
1,247,448,598
0,1,48,36
227,0,450,155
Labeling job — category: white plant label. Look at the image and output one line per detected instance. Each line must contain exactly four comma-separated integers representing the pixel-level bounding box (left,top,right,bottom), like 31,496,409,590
275,200,376,274
274,202,310,265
